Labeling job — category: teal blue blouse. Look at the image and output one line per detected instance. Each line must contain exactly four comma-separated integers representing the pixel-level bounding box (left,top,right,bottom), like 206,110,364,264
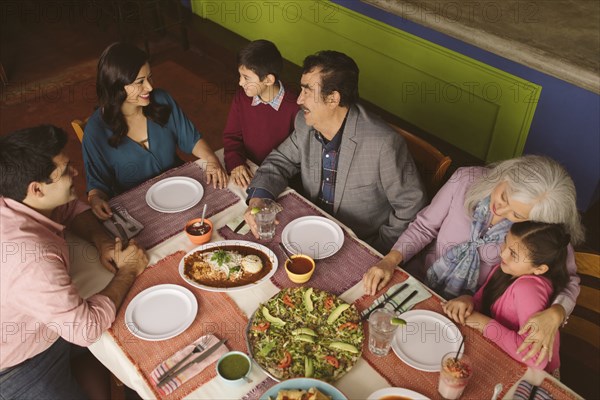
82,89,201,196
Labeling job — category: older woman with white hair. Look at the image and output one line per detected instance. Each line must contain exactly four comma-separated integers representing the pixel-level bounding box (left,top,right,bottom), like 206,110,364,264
363,155,584,365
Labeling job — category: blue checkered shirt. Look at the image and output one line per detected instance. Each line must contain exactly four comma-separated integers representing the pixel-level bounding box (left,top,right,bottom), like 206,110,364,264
315,120,345,214
251,81,285,111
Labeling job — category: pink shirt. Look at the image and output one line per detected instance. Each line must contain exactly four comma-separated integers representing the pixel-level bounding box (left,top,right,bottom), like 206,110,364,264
473,266,560,372
393,167,579,316
0,198,116,369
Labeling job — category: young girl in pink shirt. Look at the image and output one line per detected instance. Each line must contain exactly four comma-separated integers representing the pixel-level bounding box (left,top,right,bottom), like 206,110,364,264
443,221,570,374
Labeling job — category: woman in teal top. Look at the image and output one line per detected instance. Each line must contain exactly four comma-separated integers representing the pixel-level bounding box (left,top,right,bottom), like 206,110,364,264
82,42,228,219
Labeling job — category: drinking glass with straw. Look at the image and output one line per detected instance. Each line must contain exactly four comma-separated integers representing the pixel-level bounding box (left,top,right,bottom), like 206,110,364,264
438,336,472,399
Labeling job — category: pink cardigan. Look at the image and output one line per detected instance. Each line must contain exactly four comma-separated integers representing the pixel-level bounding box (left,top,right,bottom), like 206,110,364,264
473,266,560,372
392,167,580,316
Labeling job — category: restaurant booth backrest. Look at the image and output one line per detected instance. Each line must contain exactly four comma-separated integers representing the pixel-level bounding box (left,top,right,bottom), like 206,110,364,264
387,122,452,198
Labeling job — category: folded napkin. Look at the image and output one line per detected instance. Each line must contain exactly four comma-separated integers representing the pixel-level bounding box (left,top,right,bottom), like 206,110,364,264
102,207,144,239
226,215,251,235
513,380,554,400
361,276,432,318
150,334,228,396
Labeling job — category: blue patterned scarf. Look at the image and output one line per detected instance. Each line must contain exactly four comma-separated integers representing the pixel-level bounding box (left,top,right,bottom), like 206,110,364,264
426,196,512,299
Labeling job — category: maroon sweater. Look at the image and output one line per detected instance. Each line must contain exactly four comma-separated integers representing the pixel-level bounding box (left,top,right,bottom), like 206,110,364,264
223,86,299,172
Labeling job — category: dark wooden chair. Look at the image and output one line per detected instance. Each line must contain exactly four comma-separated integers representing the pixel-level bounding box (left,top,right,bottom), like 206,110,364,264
388,123,452,198
560,251,600,399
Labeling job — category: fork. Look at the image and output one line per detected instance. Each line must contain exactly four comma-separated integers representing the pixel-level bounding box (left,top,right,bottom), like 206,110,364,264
157,337,209,385
111,207,137,233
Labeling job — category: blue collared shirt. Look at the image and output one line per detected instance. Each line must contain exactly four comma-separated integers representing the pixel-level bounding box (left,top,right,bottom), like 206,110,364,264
314,121,345,214
246,116,347,212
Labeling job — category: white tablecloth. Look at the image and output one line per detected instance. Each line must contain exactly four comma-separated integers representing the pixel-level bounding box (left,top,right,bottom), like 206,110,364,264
68,152,579,399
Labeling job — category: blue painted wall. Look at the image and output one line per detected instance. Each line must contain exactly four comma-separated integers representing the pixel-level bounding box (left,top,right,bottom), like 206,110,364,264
334,0,599,211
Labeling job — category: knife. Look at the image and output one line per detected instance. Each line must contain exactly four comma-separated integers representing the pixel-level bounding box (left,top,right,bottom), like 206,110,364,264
394,289,418,313
361,282,409,321
232,219,246,233
110,215,129,248
157,338,227,387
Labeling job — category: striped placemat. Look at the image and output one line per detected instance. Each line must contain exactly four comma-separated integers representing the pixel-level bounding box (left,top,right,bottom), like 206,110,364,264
218,192,382,296
354,270,527,400
108,251,249,400
109,162,239,249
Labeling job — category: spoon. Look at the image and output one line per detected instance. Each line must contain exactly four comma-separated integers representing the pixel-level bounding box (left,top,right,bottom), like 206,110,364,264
491,383,503,400
194,204,207,228
278,242,293,263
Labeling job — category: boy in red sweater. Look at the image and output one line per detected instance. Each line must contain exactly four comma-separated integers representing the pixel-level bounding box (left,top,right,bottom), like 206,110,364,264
223,39,299,188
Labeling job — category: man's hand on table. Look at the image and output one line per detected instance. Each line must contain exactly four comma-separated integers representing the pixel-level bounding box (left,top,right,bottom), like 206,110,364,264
99,238,148,309
230,164,254,189
113,238,148,274
244,197,280,239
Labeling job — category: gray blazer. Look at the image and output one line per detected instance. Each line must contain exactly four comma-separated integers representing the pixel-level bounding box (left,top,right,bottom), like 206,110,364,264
249,104,426,253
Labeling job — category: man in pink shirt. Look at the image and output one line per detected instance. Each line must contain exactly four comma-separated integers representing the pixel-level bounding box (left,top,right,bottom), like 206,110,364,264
0,125,148,399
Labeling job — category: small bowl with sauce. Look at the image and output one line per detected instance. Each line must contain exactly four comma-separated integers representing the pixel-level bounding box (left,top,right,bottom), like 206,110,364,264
284,254,315,284
185,218,213,245
216,351,252,385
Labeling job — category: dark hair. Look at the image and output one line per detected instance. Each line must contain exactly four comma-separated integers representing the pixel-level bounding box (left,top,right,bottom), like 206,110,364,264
481,221,571,315
0,125,67,201
237,39,283,81
301,50,359,107
96,42,171,147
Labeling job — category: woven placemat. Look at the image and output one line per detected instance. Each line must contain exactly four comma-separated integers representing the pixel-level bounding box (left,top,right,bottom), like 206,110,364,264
218,192,381,295
108,251,249,400
541,377,580,399
109,162,239,249
354,270,527,400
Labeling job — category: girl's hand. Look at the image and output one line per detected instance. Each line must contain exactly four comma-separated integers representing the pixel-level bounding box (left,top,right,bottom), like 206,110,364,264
517,304,564,365
230,164,254,189
442,295,474,325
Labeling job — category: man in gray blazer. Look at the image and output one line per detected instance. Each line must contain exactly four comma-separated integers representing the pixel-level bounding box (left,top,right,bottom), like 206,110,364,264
244,51,426,254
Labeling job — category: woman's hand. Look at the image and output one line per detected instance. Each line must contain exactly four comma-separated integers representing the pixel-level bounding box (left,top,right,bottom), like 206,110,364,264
442,295,474,325
191,139,228,189
205,157,228,189
88,190,112,220
230,164,254,189
517,304,565,365
362,251,403,295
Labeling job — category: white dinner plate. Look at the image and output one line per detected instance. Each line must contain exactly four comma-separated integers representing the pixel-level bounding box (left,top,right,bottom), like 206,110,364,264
281,216,344,259
124,284,197,341
145,176,204,213
178,240,278,292
391,309,463,372
367,387,430,400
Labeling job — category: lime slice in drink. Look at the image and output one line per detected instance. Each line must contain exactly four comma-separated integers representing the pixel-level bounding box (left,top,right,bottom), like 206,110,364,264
390,317,406,326
250,207,261,215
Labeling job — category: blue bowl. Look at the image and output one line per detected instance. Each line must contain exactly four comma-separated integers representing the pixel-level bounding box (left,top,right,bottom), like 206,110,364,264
260,378,348,400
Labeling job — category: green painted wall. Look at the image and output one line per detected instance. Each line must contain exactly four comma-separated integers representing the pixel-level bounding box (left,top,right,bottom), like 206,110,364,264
192,0,541,162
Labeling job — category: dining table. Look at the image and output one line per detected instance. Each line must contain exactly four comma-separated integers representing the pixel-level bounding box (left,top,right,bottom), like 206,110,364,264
68,151,582,400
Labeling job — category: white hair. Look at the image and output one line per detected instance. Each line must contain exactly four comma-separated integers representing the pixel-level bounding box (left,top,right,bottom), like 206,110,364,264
465,155,584,245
